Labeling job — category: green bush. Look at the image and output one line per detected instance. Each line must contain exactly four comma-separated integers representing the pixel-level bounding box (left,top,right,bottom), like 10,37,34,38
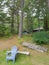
33,31,49,45
0,24,10,36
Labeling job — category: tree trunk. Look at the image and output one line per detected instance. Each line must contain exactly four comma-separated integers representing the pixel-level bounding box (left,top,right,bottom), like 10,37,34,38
19,11,23,38
47,0,49,8
11,0,15,34
44,0,49,31
11,12,14,34
44,16,48,31
47,0,49,30
19,0,24,38
17,11,19,34
16,1,19,34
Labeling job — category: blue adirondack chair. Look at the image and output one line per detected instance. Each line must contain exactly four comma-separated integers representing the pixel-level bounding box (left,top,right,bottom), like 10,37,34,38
6,46,18,63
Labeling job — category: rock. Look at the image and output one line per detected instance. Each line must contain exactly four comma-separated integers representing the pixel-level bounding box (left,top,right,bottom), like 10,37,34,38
22,42,47,52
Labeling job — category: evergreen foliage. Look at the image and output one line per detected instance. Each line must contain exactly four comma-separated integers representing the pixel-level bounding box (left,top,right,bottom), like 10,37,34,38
33,31,49,44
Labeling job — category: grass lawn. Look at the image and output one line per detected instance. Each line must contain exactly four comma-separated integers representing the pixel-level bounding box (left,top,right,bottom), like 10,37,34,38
0,34,49,65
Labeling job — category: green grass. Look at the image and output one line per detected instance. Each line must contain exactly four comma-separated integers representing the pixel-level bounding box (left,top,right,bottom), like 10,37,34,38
0,49,49,65
0,50,32,65
0,34,49,65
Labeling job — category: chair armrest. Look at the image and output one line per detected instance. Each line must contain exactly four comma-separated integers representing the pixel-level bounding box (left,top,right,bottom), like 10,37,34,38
6,51,12,56
7,51,12,53
17,51,30,55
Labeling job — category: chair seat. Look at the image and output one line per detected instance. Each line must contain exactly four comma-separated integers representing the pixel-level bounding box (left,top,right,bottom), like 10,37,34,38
6,56,14,60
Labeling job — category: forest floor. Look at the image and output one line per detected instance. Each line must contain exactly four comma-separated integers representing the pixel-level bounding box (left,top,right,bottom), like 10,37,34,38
0,35,49,65
0,34,33,50
0,35,24,50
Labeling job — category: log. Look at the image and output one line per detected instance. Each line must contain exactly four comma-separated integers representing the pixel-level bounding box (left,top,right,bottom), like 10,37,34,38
17,51,30,55
22,42,47,52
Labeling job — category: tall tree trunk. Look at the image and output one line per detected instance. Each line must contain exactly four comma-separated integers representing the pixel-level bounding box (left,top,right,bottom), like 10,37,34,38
17,11,19,34
27,12,29,32
44,16,48,31
19,11,23,37
19,0,24,38
11,0,15,34
11,12,14,34
47,0,49,8
16,1,19,34
44,0,48,31
47,0,49,30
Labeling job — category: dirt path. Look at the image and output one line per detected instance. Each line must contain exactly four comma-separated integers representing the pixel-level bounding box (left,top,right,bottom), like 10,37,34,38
0,36,23,50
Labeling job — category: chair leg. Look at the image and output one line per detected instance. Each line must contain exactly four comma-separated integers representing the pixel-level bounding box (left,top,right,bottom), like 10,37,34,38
13,59,15,63
6,59,8,63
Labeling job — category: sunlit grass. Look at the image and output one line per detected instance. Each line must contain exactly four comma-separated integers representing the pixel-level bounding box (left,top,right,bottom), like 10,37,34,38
0,49,49,65
0,34,49,65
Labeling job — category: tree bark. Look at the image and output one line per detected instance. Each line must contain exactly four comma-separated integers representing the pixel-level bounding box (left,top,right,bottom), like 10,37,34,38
44,0,49,31
11,11,14,34
44,16,48,31
19,0,24,38
47,0,49,8
19,11,23,37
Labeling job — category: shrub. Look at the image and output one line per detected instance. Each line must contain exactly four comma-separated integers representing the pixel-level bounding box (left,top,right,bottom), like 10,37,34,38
33,31,49,45
0,25,10,36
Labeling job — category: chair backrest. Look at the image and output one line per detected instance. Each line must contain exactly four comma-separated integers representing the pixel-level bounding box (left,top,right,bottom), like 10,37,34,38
11,46,18,53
